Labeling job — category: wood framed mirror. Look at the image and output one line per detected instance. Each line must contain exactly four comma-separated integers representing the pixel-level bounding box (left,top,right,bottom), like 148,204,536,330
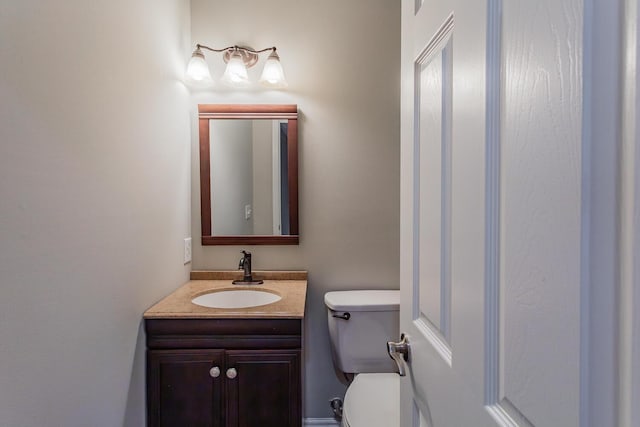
199,104,299,245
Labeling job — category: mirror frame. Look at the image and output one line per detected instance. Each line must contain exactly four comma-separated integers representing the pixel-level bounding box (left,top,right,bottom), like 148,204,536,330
199,104,299,245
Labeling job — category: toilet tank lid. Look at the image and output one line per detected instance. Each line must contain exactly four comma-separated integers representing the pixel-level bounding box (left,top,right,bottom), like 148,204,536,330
324,290,399,312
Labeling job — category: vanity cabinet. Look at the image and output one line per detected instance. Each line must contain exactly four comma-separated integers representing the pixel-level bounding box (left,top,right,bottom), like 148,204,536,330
146,318,302,427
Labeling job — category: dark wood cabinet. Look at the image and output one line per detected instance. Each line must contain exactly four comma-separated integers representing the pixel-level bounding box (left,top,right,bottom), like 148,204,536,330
226,350,301,427
148,350,225,427
146,318,302,427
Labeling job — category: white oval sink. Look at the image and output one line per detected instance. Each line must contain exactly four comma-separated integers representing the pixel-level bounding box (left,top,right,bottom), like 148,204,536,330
191,289,282,309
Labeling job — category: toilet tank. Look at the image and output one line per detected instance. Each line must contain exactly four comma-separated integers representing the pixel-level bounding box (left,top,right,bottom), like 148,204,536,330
324,290,400,374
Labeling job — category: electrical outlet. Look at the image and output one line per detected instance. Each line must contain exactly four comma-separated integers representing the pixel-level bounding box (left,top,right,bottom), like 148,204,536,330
245,204,252,220
183,237,192,264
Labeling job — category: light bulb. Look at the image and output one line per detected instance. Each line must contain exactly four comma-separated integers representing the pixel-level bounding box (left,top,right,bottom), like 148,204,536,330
259,50,288,88
221,50,250,87
185,47,213,86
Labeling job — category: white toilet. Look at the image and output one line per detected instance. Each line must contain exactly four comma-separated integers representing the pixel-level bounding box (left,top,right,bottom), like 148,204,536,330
324,290,400,427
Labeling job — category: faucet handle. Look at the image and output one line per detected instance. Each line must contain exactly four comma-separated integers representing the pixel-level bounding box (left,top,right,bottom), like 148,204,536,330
238,250,250,268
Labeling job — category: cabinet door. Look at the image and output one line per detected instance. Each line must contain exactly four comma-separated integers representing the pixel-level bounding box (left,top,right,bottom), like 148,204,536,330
225,350,301,427
147,349,225,427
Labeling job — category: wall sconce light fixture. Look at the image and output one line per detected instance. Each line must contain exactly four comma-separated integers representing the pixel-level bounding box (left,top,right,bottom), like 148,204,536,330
186,44,288,89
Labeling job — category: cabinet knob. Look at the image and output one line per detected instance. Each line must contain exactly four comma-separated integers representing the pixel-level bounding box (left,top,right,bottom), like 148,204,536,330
226,368,237,379
209,366,220,378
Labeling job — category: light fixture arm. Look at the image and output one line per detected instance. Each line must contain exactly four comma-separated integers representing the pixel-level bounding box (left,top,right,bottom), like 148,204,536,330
197,44,276,57
197,44,276,54
196,44,233,53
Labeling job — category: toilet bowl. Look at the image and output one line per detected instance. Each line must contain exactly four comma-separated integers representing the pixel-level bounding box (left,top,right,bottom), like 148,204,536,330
341,373,399,427
325,290,401,427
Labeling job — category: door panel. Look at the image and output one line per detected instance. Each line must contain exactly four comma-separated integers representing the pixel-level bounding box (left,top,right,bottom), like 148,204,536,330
400,0,585,425
417,32,453,345
498,1,582,425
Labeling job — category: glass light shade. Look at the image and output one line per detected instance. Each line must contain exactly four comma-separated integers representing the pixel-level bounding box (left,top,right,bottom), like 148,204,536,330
185,49,213,86
221,51,250,87
259,51,288,88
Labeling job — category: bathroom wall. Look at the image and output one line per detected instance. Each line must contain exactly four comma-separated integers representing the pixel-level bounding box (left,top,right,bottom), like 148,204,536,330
190,0,401,418
0,0,191,425
211,120,254,235
252,120,275,235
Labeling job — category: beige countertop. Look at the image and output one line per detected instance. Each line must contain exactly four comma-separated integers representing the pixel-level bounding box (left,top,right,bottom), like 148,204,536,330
144,271,307,319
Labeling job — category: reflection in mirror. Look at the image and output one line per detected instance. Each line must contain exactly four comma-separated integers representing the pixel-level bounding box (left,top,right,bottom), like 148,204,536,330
199,104,298,245
210,119,289,236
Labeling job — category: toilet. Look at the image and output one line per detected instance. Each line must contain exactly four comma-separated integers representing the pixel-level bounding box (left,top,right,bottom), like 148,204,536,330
324,290,400,427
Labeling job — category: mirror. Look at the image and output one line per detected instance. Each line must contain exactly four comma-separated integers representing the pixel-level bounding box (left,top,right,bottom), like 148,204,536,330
199,104,298,245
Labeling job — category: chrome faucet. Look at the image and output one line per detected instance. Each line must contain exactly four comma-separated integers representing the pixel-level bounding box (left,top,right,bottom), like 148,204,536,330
232,250,264,284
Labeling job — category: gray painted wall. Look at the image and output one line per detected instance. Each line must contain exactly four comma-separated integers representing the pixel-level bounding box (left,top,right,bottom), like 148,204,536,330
211,120,254,235
252,120,275,235
190,0,401,418
0,0,191,425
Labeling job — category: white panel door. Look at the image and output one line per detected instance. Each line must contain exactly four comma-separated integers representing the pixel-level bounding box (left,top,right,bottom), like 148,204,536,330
399,0,589,425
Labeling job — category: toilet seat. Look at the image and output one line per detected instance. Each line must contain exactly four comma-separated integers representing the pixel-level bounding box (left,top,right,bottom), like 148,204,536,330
342,373,399,427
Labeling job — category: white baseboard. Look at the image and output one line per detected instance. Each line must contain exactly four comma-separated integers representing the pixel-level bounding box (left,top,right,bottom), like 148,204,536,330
303,418,341,426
